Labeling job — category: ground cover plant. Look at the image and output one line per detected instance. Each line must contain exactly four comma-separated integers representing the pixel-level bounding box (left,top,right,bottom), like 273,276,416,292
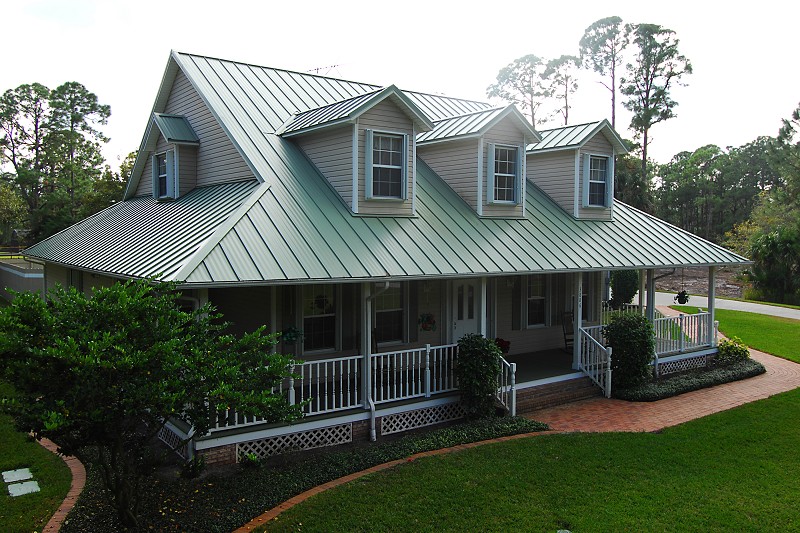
265,387,800,532
0,381,72,533
60,416,547,532
672,306,800,363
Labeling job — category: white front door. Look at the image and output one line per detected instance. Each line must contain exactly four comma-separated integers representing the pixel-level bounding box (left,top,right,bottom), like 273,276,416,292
452,280,479,342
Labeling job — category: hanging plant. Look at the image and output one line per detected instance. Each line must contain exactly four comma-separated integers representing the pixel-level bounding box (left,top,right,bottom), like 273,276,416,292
418,313,437,331
674,290,690,304
281,326,304,344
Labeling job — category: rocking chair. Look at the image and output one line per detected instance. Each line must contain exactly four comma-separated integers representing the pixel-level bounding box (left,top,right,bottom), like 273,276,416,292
562,311,574,353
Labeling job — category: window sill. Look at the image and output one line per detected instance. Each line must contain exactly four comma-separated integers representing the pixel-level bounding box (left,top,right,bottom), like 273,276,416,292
583,204,610,209
526,323,546,330
366,196,407,202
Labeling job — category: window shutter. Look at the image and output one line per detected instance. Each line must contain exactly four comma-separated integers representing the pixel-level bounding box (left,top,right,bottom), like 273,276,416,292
166,149,175,198
606,155,615,207
401,133,409,200
511,277,521,331
487,143,495,203
516,145,524,205
582,153,591,207
151,154,158,195
364,129,373,199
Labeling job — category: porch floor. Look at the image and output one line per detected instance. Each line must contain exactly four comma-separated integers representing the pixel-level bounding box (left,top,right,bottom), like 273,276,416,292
503,348,577,384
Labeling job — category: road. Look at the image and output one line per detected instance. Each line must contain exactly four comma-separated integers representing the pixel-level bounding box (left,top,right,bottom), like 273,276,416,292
655,292,800,321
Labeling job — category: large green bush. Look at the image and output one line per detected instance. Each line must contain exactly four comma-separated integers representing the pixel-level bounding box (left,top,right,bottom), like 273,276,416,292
455,334,502,418
609,269,639,309
603,313,654,390
714,336,750,366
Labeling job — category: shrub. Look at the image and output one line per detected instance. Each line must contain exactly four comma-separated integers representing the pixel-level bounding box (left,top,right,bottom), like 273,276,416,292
455,333,502,418
609,270,639,309
603,313,654,390
715,336,750,366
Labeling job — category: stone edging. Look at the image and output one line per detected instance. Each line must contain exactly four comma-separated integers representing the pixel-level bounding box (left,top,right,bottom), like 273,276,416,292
39,437,86,533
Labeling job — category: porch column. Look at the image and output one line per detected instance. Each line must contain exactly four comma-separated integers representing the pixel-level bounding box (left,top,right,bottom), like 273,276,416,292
479,276,488,337
269,286,277,354
638,269,646,315
708,266,716,345
646,269,656,323
361,282,372,411
572,273,583,370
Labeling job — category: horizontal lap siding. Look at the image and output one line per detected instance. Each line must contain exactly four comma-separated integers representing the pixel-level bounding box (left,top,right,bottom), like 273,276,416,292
579,134,613,220
483,118,526,218
295,126,353,210
418,139,479,210
178,144,197,196
358,100,414,216
527,150,575,215
166,71,254,188
494,274,564,355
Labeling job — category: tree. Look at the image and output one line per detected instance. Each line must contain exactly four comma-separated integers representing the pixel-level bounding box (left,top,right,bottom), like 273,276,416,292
543,55,581,125
0,182,26,243
775,101,800,197
620,23,692,180
79,151,135,218
614,146,654,212
579,16,628,127
487,54,551,125
609,269,639,309
0,279,303,528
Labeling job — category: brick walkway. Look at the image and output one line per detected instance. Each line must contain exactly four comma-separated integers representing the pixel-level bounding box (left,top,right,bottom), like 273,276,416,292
38,438,86,533
235,345,800,531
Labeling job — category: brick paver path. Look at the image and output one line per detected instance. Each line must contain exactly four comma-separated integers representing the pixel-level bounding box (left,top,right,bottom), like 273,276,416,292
39,437,86,533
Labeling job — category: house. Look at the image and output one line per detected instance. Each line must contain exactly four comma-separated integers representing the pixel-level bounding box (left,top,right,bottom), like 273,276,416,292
23,51,748,465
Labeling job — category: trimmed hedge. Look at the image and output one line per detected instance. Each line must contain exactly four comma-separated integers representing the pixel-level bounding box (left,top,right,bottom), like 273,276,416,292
614,359,766,402
62,416,548,532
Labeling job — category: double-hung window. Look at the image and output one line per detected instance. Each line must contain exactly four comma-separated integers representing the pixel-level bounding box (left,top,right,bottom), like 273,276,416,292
488,144,521,204
366,130,408,199
374,284,404,344
152,149,176,199
526,275,546,327
583,154,613,207
303,284,337,352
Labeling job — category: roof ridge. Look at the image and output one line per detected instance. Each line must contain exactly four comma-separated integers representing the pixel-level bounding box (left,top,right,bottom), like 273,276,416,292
431,106,507,123
537,120,603,134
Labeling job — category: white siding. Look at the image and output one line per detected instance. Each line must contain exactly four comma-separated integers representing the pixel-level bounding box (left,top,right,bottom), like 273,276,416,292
417,139,479,210
483,117,526,218
527,150,576,215
295,126,353,209
357,99,415,216
578,134,614,220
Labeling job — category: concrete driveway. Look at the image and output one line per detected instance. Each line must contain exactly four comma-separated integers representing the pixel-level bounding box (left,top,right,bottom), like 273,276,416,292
655,291,800,320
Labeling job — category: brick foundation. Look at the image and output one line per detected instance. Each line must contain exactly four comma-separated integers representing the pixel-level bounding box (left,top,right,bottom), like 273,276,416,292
199,443,237,465
352,418,378,441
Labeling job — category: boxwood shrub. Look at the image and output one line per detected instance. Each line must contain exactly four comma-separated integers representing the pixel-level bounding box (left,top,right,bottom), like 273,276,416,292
604,313,655,389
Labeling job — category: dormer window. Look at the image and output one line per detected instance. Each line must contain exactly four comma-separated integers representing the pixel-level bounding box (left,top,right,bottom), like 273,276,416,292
153,149,176,200
582,154,613,208
487,143,521,204
366,130,408,200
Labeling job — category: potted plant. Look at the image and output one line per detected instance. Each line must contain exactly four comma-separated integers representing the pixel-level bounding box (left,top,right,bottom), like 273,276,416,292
494,337,511,354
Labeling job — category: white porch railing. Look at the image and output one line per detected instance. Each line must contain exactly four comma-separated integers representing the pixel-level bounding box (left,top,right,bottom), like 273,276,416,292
497,356,517,416
652,312,712,356
370,343,459,403
578,326,612,398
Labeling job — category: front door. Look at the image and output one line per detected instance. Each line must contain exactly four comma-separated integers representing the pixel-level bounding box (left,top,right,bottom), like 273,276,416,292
452,280,479,342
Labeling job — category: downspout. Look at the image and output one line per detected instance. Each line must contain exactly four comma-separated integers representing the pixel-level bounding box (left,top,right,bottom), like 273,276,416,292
365,281,391,442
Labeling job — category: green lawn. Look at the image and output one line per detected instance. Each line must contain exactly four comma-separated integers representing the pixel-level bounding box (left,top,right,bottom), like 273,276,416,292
0,382,72,533
265,387,800,532
672,306,800,363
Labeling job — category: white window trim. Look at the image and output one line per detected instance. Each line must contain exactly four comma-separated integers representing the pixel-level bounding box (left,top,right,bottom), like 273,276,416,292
487,143,523,205
300,284,340,355
582,153,614,208
152,148,178,200
525,274,550,329
365,129,409,201
373,282,408,347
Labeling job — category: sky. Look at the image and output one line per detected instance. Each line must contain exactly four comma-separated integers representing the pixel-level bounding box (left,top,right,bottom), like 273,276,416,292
3,0,798,170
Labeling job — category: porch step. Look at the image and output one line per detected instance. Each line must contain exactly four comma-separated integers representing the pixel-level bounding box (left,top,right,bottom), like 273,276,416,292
515,377,602,414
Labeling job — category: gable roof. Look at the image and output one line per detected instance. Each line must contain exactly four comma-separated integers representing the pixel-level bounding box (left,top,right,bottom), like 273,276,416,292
528,120,628,154
417,106,541,146
277,85,434,137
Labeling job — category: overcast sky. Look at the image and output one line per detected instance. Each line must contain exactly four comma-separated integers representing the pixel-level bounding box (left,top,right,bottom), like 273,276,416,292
4,0,798,170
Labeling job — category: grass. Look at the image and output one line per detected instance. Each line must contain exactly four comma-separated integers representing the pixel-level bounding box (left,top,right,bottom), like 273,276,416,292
672,306,800,363
0,382,72,533
265,387,800,532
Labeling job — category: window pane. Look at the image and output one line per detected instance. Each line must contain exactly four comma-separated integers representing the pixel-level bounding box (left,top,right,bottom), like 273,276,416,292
493,146,517,202
467,285,474,320
371,133,404,198
303,285,336,351
527,275,546,326
375,309,403,343
588,156,608,206
457,285,464,320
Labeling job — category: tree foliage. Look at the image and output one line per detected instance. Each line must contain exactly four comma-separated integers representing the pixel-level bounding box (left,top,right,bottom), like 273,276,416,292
614,148,654,212
543,55,581,125
0,81,114,241
620,23,692,180
579,16,627,127
486,54,551,125
0,279,303,528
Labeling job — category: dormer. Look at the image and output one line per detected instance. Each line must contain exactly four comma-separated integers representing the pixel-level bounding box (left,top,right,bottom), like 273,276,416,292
416,106,540,218
527,120,627,220
278,86,433,216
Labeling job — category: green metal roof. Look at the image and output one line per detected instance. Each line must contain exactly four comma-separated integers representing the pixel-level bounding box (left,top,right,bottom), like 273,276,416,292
417,106,541,145
30,51,746,286
152,113,199,144
528,120,628,154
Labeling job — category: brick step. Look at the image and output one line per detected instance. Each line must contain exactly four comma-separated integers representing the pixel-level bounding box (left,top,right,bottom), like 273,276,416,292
515,377,603,414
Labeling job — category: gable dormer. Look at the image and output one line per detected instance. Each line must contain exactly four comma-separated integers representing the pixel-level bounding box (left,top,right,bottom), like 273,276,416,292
416,106,540,218
527,120,627,220
278,86,433,216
